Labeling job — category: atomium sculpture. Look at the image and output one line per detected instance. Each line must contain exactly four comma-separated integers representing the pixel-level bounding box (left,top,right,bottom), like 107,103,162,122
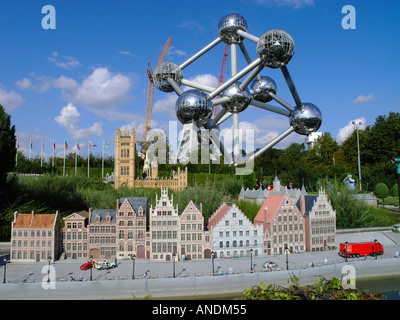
153,13,322,165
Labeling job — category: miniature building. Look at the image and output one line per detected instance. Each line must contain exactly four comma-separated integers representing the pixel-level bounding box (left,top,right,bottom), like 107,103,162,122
88,208,117,259
62,210,89,259
297,188,336,252
149,187,181,261
114,128,188,191
10,211,61,262
207,203,263,259
115,128,136,188
180,201,212,260
254,191,306,255
116,197,148,259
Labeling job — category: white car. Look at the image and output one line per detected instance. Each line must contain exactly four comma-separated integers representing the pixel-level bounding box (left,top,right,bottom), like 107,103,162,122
263,261,278,269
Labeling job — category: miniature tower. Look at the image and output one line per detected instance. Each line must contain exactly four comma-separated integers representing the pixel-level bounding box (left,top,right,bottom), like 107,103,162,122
115,128,136,188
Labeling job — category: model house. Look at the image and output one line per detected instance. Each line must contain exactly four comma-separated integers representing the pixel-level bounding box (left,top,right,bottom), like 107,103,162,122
207,203,263,259
10,211,61,262
62,210,89,259
254,191,306,255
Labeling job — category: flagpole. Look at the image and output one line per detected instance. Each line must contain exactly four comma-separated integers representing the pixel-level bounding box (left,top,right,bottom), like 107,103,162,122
102,141,104,179
88,140,90,178
29,138,32,161
63,140,66,176
75,140,78,176
52,140,55,167
41,139,43,167
16,139,18,167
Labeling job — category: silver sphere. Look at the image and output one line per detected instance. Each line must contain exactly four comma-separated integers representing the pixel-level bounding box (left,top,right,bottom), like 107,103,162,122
256,29,295,69
218,13,248,44
175,89,213,127
250,76,277,103
289,103,322,135
153,62,183,92
222,82,251,113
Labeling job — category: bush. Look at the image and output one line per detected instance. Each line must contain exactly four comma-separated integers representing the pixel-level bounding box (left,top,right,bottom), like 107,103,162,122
392,183,399,197
375,183,389,200
240,275,382,300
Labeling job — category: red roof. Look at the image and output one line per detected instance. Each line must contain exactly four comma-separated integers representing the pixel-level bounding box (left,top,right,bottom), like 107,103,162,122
254,194,285,224
207,203,231,229
14,212,57,229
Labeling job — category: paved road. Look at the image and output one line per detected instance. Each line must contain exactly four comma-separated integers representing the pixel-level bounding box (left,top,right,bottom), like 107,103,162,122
2,230,400,283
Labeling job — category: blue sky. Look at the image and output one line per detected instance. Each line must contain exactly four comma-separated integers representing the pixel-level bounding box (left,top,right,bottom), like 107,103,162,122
0,0,399,160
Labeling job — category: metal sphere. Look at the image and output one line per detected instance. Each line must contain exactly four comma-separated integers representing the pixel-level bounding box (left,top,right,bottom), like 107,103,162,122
289,103,322,135
256,29,295,69
218,13,248,44
153,62,183,92
175,89,213,127
250,76,277,103
222,82,251,113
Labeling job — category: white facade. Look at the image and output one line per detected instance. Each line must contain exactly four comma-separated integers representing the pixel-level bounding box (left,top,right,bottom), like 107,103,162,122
209,204,263,259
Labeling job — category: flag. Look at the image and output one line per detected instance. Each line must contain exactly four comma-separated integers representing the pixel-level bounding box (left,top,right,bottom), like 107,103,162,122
30,138,32,149
65,141,68,150
77,143,80,151
138,151,145,159
89,140,97,148
16,139,19,149
103,141,110,148
53,141,56,150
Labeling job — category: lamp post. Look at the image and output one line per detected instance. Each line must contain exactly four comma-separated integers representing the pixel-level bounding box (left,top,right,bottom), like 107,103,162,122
3,256,7,284
47,256,51,283
345,241,349,262
132,254,136,280
89,256,93,281
285,247,289,270
352,120,363,190
172,253,176,278
211,251,215,275
250,249,253,272
391,158,400,211
374,239,378,260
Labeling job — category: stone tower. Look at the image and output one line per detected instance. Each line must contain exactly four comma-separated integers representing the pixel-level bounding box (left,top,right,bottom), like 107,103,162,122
115,128,136,188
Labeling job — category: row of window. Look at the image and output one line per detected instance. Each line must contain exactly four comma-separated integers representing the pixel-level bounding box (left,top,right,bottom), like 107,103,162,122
272,223,304,233
118,211,145,217
151,242,178,253
311,226,335,234
118,230,145,239
218,230,257,237
118,220,145,226
272,234,304,244
151,220,178,227
181,233,203,241
63,232,87,240
12,240,53,248
181,223,203,231
218,240,257,248
65,243,88,251
12,250,52,260
13,230,52,237
151,231,178,240
89,226,117,234
65,222,84,229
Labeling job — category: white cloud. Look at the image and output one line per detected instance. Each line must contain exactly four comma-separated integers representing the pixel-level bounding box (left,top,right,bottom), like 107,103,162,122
52,75,78,90
15,78,32,89
153,93,177,118
187,74,218,89
255,0,314,9
73,67,132,108
54,103,103,140
352,93,374,104
336,117,366,144
48,51,81,70
0,88,25,112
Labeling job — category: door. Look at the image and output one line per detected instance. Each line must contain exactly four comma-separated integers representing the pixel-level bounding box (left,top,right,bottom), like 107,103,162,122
36,253,40,262
137,245,145,259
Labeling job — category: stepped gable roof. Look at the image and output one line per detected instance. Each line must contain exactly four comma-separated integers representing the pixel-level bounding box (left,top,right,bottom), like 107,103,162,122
119,197,148,215
14,212,57,229
254,194,285,224
90,209,117,223
207,203,231,229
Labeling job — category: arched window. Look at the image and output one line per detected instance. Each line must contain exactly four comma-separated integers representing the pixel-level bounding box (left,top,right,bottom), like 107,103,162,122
233,240,237,247
226,241,230,248
219,241,223,248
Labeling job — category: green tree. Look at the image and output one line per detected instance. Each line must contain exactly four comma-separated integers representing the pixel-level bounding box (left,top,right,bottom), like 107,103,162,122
307,132,340,176
0,104,16,191
375,183,389,206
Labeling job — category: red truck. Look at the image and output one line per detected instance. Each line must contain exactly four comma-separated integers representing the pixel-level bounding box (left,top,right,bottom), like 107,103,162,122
339,241,384,258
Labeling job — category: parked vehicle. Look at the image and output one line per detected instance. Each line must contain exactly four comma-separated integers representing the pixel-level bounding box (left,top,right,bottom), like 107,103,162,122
263,261,278,269
339,241,384,258
94,259,116,270
80,261,93,270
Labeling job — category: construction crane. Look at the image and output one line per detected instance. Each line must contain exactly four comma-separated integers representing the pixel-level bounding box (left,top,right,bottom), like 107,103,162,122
213,44,229,118
144,36,172,145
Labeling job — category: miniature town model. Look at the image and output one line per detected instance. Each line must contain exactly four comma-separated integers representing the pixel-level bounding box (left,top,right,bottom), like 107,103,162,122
10,183,336,262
